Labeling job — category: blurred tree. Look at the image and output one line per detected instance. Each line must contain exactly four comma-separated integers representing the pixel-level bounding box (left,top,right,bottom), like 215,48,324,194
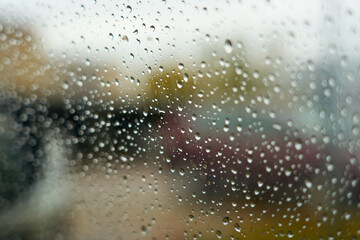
0,22,59,103
147,67,195,109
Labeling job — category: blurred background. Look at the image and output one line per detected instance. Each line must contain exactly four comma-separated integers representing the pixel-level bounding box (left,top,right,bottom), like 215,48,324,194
1,0,360,239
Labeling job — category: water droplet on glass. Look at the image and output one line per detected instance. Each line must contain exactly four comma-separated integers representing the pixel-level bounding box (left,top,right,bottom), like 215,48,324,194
305,179,312,188
222,216,229,225
215,230,222,239
62,82,69,90
224,39,233,54
234,223,241,232
195,132,201,140
177,81,183,89
295,139,303,151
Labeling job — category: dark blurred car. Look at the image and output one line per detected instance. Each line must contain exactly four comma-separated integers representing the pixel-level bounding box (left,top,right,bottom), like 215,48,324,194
158,105,330,201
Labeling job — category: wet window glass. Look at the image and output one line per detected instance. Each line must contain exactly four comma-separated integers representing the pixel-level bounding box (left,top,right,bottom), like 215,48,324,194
1,1,360,239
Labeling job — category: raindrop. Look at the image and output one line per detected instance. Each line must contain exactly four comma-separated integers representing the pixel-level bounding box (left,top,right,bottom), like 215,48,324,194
305,179,312,189
222,217,229,225
224,39,233,54
234,223,241,232
62,82,69,90
195,132,201,140
177,81,183,89
215,230,222,239
295,139,303,151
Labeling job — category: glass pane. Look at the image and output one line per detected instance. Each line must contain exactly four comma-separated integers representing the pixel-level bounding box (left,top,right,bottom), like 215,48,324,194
1,0,360,239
